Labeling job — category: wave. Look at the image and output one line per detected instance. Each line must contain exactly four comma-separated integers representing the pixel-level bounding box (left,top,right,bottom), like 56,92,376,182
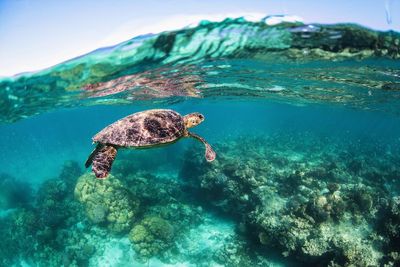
0,16,400,123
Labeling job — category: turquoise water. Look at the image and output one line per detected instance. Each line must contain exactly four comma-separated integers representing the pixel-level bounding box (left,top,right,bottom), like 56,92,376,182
1,18,400,266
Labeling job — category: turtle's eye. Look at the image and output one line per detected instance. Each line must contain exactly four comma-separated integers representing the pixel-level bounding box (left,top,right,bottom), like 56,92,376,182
198,114,204,120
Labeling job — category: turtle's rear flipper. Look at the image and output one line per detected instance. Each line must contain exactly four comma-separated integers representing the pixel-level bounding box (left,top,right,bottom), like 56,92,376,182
91,145,118,179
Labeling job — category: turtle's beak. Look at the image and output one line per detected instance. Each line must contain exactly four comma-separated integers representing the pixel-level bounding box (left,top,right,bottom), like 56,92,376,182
198,113,205,123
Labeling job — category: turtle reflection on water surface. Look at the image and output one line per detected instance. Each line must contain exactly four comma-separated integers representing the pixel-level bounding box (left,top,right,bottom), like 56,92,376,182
85,109,216,179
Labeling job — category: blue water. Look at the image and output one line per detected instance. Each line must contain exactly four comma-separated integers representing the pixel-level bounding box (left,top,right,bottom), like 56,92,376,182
2,100,398,184
1,18,400,266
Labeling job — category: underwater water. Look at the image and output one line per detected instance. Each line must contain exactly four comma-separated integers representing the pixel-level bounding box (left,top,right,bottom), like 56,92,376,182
1,18,400,266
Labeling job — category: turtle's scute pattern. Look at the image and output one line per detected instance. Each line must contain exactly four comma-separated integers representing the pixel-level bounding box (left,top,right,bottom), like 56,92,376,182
93,109,185,147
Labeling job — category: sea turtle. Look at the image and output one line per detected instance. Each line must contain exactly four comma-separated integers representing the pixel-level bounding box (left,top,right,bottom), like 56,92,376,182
85,109,216,179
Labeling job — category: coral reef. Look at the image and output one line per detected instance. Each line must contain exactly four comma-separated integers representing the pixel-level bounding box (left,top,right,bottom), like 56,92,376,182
74,173,140,233
0,208,38,265
121,171,205,261
74,167,205,262
129,215,174,258
0,173,33,209
123,171,183,206
0,161,85,266
180,133,400,266
376,196,400,266
214,235,283,267
2,131,400,266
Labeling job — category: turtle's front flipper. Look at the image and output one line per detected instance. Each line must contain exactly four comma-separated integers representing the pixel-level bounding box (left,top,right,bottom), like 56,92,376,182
187,132,216,162
91,145,118,179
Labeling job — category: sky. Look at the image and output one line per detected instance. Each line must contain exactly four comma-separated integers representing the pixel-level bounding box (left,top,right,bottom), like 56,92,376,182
0,0,399,77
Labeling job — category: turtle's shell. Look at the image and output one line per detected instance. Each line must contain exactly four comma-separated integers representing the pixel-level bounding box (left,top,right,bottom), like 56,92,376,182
93,109,185,147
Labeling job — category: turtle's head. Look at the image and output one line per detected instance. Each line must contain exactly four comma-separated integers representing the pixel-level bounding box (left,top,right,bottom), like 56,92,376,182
183,112,204,129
